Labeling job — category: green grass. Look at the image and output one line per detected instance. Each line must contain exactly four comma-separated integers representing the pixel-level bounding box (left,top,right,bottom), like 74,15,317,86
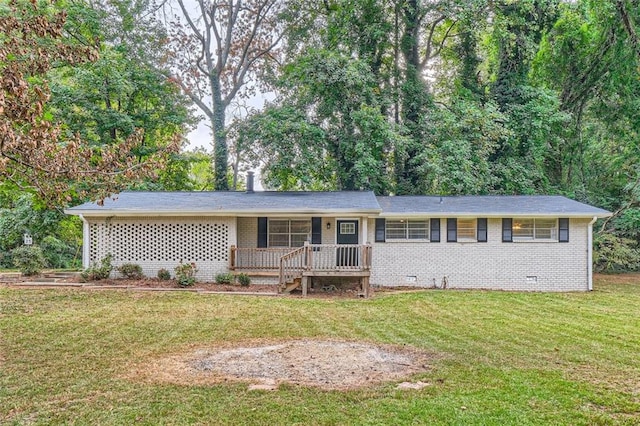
1,275,639,425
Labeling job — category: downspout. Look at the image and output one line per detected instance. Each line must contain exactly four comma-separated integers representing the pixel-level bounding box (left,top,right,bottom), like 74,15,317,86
587,216,597,291
79,215,90,269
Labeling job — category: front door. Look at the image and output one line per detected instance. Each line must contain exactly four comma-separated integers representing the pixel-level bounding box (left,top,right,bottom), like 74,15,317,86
336,220,359,267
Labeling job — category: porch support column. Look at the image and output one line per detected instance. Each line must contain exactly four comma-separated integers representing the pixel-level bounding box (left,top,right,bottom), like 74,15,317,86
79,215,90,269
361,217,368,245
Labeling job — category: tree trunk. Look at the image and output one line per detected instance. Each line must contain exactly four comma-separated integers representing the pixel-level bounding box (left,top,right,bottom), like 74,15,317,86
212,80,228,191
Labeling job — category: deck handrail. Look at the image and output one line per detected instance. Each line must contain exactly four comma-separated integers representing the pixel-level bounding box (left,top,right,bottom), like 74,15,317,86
308,244,372,271
279,246,307,288
230,246,294,270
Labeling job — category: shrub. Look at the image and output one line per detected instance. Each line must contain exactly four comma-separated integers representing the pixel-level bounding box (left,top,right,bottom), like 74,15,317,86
157,268,171,280
11,245,46,276
41,235,78,269
117,263,143,280
175,262,197,287
236,273,251,286
81,254,113,281
593,233,640,272
215,272,234,284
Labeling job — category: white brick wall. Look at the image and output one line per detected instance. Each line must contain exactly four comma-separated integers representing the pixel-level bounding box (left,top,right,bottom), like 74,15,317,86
368,218,591,291
87,216,236,281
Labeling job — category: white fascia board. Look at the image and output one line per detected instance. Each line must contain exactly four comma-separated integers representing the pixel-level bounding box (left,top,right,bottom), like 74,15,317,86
379,212,612,218
66,209,382,217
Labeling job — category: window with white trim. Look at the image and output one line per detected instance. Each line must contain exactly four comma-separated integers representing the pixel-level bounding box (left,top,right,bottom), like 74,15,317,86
385,219,429,240
512,218,557,241
457,218,477,241
268,219,311,247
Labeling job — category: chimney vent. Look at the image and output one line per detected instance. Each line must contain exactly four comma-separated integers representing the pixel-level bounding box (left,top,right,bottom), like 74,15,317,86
246,171,255,193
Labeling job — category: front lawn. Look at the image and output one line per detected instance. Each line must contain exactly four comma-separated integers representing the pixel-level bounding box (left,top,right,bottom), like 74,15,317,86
1,275,639,425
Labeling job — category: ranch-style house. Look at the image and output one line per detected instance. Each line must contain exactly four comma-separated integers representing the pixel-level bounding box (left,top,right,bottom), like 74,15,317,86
65,180,610,295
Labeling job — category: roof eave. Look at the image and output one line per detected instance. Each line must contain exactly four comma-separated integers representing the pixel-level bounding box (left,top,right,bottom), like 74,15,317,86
380,212,612,218
65,208,382,217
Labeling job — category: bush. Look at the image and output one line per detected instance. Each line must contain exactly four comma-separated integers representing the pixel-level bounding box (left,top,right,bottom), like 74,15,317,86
175,262,197,287
11,245,46,276
117,263,143,280
215,272,234,284
593,233,640,272
236,273,251,286
41,235,78,269
81,254,113,281
157,268,171,280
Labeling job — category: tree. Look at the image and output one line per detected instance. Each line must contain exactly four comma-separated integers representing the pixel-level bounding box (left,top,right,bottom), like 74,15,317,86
163,0,288,190
0,0,179,203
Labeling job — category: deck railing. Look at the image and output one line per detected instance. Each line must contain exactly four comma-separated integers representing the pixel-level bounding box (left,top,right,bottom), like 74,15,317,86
278,246,307,287
230,244,372,273
229,246,294,270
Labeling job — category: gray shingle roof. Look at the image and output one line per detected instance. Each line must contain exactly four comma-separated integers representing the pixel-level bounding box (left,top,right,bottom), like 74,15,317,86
376,195,610,217
65,191,382,216
65,191,610,218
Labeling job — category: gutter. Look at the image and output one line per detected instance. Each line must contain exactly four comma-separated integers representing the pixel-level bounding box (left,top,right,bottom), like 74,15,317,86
587,216,597,291
79,215,90,269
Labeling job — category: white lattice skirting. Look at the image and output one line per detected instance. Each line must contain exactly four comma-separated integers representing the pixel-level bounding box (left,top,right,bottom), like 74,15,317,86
88,217,235,280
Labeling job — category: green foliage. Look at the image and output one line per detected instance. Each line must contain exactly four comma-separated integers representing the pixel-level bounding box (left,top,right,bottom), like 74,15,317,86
81,254,113,281
236,273,251,287
157,268,171,280
41,236,80,269
0,194,80,268
215,272,234,285
10,245,46,276
174,262,197,287
116,263,144,280
593,233,640,273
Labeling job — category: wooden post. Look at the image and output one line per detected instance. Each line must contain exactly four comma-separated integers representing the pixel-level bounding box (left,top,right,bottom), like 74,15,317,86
230,245,236,270
362,275,370,298
304,241,312,270
302,276,308,297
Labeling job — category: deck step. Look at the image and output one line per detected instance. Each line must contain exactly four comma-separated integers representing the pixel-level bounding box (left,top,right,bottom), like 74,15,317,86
282,278,302,294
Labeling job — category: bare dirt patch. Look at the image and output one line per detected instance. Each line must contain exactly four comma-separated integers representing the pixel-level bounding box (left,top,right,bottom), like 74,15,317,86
130,339,435,390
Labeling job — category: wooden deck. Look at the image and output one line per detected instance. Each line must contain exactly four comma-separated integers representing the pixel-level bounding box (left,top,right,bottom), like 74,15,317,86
230,244,372,297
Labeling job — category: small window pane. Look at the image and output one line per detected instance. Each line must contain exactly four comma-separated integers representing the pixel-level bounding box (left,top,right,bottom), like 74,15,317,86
290,234,308,247
340,222,356,235
407,220,428,239
513,219,534,239
268,234,289,247
386,220,407,239
269,220,289,234
535,219,557,240
457,219,476,240
290,220,311,233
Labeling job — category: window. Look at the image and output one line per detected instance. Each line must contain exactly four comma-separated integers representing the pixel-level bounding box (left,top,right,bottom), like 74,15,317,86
268,219,311,247
340,222,356,235
385,219,429,240
512,218,557,241
457,219,477,241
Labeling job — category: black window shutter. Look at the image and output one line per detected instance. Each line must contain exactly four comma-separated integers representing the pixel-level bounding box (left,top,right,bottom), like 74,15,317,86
447,218,457,242
430,218,440,242
375,218,386,242
502,218,512,242
311,217,322,244
559,218,569,242
257,217,268,248
477,218,488,242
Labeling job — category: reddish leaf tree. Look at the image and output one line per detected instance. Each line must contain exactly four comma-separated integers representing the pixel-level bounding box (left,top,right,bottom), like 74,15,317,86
0,0,179,204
